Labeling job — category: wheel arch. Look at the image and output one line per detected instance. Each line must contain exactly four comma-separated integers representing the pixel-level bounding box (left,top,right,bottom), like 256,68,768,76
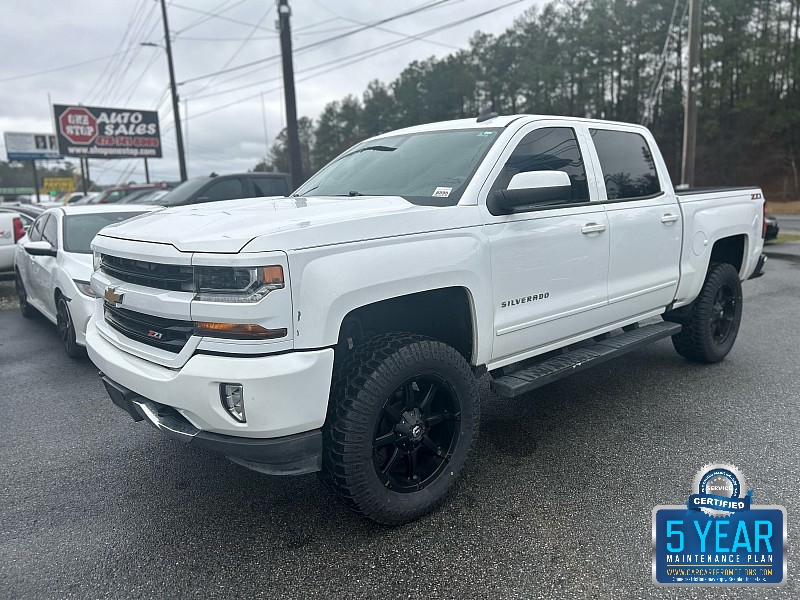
334,287,477,369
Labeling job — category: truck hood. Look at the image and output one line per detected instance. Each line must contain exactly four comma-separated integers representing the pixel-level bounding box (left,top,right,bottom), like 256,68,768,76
96,195,475,253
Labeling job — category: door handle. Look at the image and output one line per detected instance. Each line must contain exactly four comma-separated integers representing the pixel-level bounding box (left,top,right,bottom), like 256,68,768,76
581,223,606,234
661,213,680,224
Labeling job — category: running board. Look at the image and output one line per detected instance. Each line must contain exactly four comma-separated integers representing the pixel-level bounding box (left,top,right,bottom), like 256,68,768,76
489,321,682,398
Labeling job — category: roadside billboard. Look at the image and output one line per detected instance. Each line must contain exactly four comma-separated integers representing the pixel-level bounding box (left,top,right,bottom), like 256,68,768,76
52,104,162,159
43,177,75,194
4,131,62,160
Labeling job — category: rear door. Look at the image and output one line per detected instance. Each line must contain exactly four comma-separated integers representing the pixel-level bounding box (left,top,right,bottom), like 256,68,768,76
586,126,681,322
482,121,610,366
22,213,50,310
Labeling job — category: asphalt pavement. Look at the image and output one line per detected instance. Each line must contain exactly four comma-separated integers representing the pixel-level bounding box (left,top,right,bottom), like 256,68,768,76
1,259,799,599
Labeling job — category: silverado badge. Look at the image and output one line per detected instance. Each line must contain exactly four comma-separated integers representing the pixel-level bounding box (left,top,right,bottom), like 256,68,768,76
104,287,124,306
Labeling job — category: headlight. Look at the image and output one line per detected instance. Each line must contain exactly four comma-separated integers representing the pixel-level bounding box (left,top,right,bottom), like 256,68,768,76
73,279,97,297
93,251,101,271
194,265,284,302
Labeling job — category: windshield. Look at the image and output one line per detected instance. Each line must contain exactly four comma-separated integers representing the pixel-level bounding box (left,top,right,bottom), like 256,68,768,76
63,212,147,254
154,177,210,206
294,128,502,205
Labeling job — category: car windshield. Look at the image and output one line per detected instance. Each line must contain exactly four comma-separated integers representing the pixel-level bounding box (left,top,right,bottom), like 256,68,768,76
293,128,502,205
63,212,147,254
154,177,210,206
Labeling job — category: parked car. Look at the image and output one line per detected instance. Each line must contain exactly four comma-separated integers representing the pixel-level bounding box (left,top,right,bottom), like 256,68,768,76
87,114,766,524
88,184,169,205
0,211,26,275
0,203,43,221
116,188,169,205
14,205,156,357
153,172,291,207
765,214,779,241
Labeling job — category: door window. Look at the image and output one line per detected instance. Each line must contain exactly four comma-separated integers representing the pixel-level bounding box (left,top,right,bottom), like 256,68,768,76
199,179,244,203
491,127,589,202
589,129,661,200
42,214,59,247
28,214,49,242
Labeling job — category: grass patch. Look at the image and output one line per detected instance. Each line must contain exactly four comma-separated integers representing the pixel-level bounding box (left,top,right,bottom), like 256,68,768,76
766,233,800,244
0,280,19,311
767,200,800,215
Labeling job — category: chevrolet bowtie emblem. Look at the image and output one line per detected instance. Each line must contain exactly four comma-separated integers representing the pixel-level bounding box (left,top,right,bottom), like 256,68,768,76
104,287,124,305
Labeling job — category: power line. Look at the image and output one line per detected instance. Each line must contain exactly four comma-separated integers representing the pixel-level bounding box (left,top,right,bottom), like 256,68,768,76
174,0,248,34
178,0,455,86
187,0,515,103
171,1,274,33
177,0,525,123
0,51,130,84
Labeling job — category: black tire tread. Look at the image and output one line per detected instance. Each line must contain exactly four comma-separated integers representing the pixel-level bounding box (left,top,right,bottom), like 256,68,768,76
665,262,742,363
321,333,478,526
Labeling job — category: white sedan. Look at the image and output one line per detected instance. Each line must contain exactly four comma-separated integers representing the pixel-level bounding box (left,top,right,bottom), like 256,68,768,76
14,205,156,357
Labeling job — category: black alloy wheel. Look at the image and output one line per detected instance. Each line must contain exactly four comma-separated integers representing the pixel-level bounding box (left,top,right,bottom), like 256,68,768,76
15,270,34,318
57,296,85,358
372,374,461,493
710,284,737,344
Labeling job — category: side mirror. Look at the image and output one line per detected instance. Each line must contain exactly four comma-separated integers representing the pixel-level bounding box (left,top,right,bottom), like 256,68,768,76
488,171,573,215
24,240,58,257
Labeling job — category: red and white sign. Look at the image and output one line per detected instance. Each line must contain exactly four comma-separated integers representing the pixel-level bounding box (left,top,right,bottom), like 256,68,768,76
58,107,97,145
52,104,161,159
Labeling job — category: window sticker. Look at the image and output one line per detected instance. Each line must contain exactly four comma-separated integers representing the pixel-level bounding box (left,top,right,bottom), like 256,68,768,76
432,187,452,197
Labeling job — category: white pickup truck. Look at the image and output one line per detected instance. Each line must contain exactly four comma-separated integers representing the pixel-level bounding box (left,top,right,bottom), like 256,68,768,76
87,115,766,525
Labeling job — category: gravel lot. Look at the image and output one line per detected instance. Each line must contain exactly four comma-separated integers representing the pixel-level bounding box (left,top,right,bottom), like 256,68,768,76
1,258,798,599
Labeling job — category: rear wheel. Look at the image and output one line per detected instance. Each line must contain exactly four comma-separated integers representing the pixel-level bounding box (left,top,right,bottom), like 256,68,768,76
57,296,85,358
322,334,479,525
665,262,743,363
15,270,35,318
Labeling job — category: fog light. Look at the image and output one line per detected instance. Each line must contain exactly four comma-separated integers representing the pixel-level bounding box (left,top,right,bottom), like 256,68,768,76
220,383,246,422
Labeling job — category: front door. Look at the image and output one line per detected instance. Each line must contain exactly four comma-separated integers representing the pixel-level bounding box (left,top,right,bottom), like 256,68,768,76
482,123,610,367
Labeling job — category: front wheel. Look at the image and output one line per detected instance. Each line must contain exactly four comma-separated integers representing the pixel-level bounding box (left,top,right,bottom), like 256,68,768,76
322,334,479,525
665,262,743,363
57,296,85,358
15,270,35,318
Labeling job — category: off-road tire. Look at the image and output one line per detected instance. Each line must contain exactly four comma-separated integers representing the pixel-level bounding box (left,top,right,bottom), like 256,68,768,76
321,333,479,526
15,270,35,318
665,262,743,363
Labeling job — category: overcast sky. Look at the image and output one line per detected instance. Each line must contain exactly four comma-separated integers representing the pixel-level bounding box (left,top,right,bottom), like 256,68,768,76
0,0,536,186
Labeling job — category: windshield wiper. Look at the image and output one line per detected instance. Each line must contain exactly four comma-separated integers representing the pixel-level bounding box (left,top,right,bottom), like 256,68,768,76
350,145,396,154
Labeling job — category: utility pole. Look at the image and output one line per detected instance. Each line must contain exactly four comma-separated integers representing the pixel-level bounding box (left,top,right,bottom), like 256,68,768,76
277,0,303,189
159,0,187,182
681,0,701,187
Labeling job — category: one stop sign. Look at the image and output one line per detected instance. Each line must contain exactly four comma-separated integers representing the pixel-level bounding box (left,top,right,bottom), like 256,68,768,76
59,107,97,145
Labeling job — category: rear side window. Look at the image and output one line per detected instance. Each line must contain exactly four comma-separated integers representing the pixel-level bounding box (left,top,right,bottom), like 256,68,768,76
590,129,661,200
200,179,244,203
252,177,289,197
491,127,589,202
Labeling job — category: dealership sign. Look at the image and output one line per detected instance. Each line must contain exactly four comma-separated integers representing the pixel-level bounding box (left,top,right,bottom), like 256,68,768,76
53,104,162,159
4,131,62,160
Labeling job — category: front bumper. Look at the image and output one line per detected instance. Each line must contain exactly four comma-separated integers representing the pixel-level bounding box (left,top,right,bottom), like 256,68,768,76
101,375,322,475
86,316,334,438
69,290,95,347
